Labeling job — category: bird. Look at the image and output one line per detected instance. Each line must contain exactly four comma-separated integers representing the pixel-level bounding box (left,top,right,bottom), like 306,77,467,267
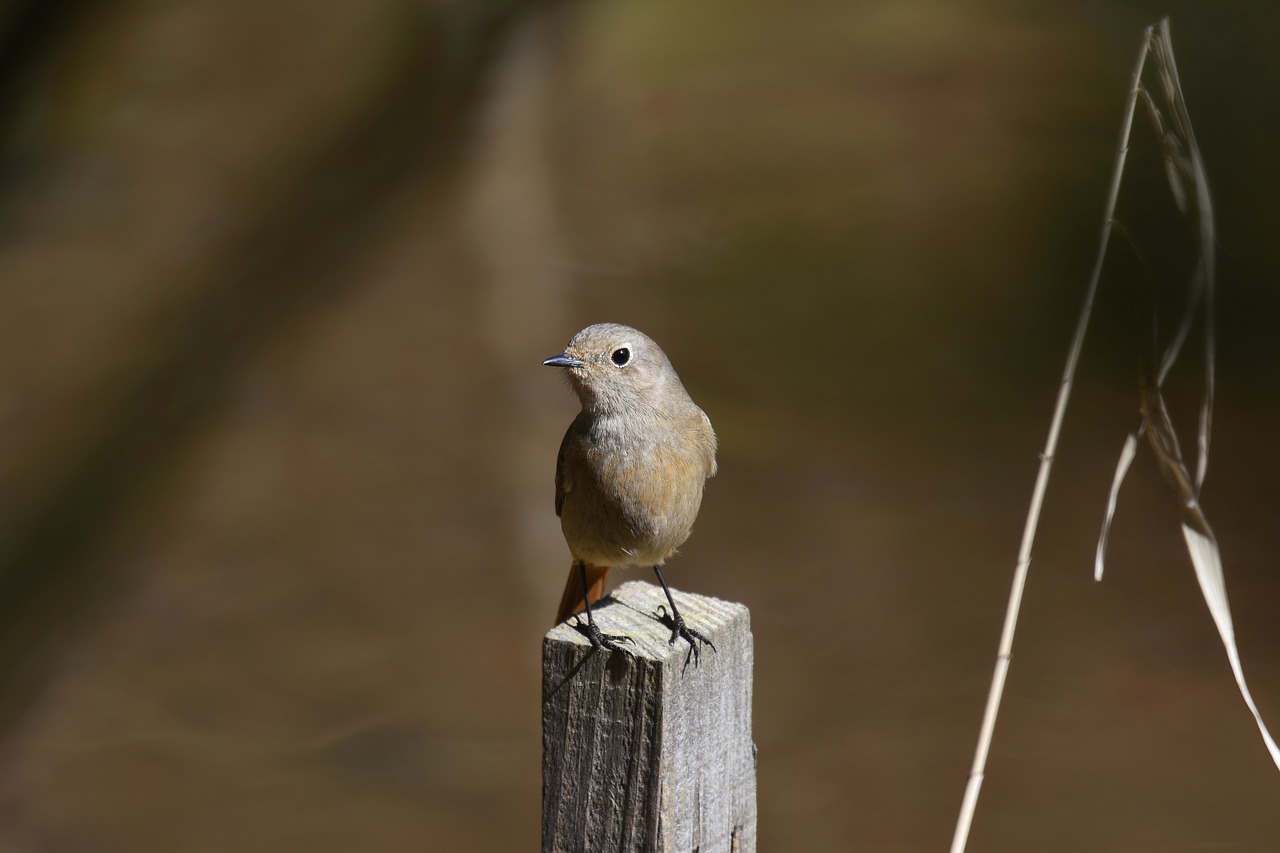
543,323,718,661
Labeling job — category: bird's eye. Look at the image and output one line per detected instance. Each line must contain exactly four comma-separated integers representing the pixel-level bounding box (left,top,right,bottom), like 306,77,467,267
611,347,631,366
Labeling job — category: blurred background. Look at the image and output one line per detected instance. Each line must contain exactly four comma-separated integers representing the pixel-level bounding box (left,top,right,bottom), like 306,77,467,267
0,0,1277,850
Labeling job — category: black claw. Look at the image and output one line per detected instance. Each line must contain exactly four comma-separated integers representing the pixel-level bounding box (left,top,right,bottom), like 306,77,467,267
573,615,633,653
650,567,716,670
654,605,716,669
570,560,632,655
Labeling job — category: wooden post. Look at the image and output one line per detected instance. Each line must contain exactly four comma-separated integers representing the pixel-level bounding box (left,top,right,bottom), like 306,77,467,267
542,581,756,853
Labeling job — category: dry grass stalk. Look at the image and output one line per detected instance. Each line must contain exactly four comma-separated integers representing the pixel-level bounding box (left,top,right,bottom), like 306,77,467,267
951,18,1277,853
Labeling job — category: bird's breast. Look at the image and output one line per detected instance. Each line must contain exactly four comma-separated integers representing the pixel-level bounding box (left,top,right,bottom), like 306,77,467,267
560,413,711,566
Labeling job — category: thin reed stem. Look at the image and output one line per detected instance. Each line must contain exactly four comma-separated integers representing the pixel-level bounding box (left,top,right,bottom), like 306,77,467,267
947,23,1157,853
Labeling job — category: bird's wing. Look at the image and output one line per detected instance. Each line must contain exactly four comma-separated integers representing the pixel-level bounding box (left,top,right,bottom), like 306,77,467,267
554,415,584,518
700,408,719,478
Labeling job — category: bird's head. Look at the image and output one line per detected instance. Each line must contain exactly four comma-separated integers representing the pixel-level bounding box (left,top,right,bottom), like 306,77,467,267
543,323,681,414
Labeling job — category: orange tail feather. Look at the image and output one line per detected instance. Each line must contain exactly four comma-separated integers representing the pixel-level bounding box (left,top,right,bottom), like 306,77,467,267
555,562,610,625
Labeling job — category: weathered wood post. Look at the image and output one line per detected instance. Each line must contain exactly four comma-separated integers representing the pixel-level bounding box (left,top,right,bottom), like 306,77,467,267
542,581,756,853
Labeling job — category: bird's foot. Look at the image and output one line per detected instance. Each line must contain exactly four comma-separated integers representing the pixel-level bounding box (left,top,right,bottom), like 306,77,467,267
572,615,633,654
655,606,716,669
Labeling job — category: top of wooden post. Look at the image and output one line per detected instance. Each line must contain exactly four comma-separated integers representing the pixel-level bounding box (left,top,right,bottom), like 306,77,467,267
543,580,748,663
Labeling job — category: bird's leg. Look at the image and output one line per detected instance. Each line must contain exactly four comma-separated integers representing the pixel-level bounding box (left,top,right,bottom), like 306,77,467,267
652,565,716,668
572,561,632,653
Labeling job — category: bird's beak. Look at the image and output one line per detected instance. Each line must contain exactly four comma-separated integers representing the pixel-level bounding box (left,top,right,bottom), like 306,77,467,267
543,354,585,368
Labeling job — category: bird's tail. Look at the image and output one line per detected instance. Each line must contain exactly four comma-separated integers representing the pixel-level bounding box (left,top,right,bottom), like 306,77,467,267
555,562,610,625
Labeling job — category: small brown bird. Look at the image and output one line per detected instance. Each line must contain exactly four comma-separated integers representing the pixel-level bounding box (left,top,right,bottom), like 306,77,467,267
544,323,718,659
